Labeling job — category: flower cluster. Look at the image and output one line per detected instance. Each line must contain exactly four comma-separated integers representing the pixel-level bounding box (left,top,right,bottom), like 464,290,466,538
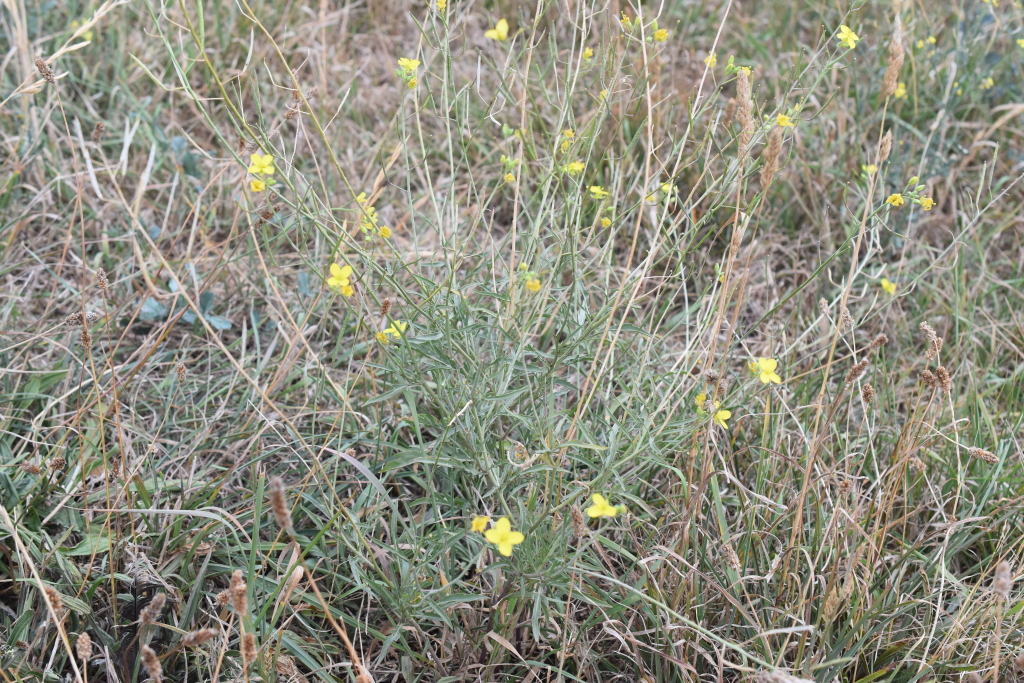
470,494,623,557
518,262,541,293
396,57,420,89
247,153,275,193
355,192,392,240
376,320,407,344
695,392,731,429
499,154,519,184
883,177,935,212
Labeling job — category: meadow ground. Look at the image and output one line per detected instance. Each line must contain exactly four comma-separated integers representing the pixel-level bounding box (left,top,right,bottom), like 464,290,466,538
1,0,1024,681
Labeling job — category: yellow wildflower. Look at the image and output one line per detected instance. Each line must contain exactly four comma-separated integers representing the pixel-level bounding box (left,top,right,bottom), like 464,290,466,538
586,494,618,519
660,182,676,194
601,217,611,228
776,114,795,127
247,153,275,176
862,164,877,175
880,278,897,295
563,161,584,175
383,320,408,339
525,278,541,292
599,89,609,101
407,77,417,89
249,179,266,192
485,18,509,41
436,0,445,10
894,82,907,98
695,392,707,409
919,197,935,211
379,225,392,239
471,516,490,532
589,186,610,200
704,52,717,67
620,13,632,31
713,406,732,429
980,77,994,90
484,517,524,556
327,263,355,297
398,57,420,71
837,25,859,50
504,173,516,183
1018,39,1024,49
927,36,936,44
753,357,782,384
583,47,593,60
654,28,669,42
375,331,388,344
885,194,904,207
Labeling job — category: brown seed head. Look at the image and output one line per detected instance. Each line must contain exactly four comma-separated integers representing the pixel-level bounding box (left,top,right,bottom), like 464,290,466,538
35,58,55,84
760,125,784,188
241,632,258,665
140,644,162,683
81,326,92,350
269,476,293,534
881,19,905,99
64,311,101,326
861,384,875,404
570,505,586,538
176,361,186,382
868,333,889,351
968,447,998,464
736,70,754,158
994,560,1013,599
908,456,926,474
840,306,854,331
845,359,869,386
76,632,92,662
722,543,741,572
935,365,952,393
140,593,166,625
92,122,105,143
50,456,66,471
724,98,737,128
96,267,109,291
214,589,229,606
229,570,248,615
878,130,893,164
20,463,43,475
380,298,392,317
182,627,219,648
921,369,937,388
818,297,830,319
43,585,63,612
920,321,943,360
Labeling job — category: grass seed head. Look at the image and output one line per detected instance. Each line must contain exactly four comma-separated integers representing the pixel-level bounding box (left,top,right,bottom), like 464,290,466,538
841,306,854,331
76,632,92,661
96,267,108,290
722,543,741,572
176,361,186,382
380,298,392,317
760,125,784,187
921,369,937,388
570,505,586,538
724,98,737,127
969,447,998,464
920,321,943,360
242,632,258,665
881,19,905,98
994,560,1013,599
43,585,62,612
879,130,893,164
229,570,248,615
269,476,293,533
908,456,926,473
140,593,166,625
140,644,161,683
80,326,92,350
935,365,952,393
35,58,55,84
91,122,105,142
49,456,66,471
182,628,219,647
868,333,889,351
861,384,875,404
845,359,869,386
20,462,42,475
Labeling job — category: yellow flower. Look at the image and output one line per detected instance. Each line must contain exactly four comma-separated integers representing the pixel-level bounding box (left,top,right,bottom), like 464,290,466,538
586,494,618,518
563,129,575,139
754,357,782,384
248,153,275,176
504,173,516,183
600,217,611,228
919,197,935,211
484,517,524,556
249,179,266,192
525,278,541,292
398,57,421,71
485,18,509,41
599,89,609,101
776,114,795,127
894,82,907,98
713,407,732,429
886,194,904,207
436,0,446,10
583,47,593,60
375,331,388,344
927,36,936,44
704,52,717,67
916,39,924,49
980,77,994,90
837,25,859,50
356,192,369,204
660,182,676,194
1018,38,1024,49
748,360,760,375
563,161,584,175
880,278,897,295
620,13,632,30
379,225,392,239
383,320,408,339
589,186,610,200
327,263,355,296
407,77,418,89
862,164,877,175
654,28,669,42
471,516,491,532
695,392,707,409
